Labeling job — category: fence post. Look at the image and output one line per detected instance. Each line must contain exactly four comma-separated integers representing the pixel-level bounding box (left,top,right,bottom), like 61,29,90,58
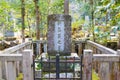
22,49,33,80
114,50,120,80
78,43,82,55
6,61,16,80
56,54,60,79
72,43,75,53
83,49,92,80
2,61,7,80
0,61,2,79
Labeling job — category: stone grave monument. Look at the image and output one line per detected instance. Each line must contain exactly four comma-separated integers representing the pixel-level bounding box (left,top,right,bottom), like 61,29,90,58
35,14,81,79
47,14,71,56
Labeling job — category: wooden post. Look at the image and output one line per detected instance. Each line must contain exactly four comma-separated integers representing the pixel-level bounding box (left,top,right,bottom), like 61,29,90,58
43,43,47,53
2,61,7,80
114,50,120,80
36,41,40,55
71,43,75,53
0,61,2,79
22,50,33,80
83,49,92,80
64,0,69,15
78,43,82,55
18,50,23,73
6,61,16,80
109,61,114,80
99,62,110,80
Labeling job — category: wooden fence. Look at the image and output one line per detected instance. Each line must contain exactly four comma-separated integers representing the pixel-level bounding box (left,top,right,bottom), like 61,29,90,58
0,42,33,80
83,41,120,80
0,40,119,80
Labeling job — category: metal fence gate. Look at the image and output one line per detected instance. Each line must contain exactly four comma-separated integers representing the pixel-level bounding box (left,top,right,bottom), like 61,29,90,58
33,54,83,80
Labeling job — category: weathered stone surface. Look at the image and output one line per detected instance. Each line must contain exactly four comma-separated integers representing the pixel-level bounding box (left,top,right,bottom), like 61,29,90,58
47,14,72,56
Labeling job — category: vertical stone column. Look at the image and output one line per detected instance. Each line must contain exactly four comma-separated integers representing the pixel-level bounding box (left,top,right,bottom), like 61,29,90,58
47,14,71,56
83,49,92,80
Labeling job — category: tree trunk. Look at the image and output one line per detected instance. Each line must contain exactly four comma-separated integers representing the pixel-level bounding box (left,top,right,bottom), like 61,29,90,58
21,0,25,42
26,11,32,38
34,0,40,40
64,0,69,15
90,0,95,42
92,9,95,42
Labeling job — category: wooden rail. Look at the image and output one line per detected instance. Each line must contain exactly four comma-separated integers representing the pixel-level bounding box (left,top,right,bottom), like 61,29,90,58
0,42,33,80
82,41,120,80
86,41,116,54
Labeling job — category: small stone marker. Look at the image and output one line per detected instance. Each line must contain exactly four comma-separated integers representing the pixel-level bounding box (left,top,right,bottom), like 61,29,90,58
47,14,71,56
4,30,14,37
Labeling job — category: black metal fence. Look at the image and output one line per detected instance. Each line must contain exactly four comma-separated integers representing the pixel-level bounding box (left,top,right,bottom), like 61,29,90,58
33,54,83,80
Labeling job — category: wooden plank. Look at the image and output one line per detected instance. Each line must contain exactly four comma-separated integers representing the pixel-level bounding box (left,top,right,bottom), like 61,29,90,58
0,61,2,79
6,61,16,80
22,50,33,80
100,62,110,80
83,49,92,80
0,54,22,61
2,61,7,80
87,41,116,54
114,50,120,80
93,54,120,62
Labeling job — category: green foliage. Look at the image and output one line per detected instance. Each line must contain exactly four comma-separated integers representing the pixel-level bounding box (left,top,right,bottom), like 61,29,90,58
0,0,119,43
93,0,120,43
94,25,110,44
0,37,4,41
50,0,64,14
95,0,120,26
35,63,42,70
72,20,84,29
92,70,99,80
0,0,14,36
16,73,23,80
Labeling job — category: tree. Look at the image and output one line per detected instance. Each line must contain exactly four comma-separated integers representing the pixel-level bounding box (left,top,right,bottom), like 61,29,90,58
90,0,95,41
64,0,69,15
34,0,40,40
21,0,25,42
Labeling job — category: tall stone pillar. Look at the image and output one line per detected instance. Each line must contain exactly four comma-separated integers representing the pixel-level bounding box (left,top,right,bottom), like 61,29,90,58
47,14,71,56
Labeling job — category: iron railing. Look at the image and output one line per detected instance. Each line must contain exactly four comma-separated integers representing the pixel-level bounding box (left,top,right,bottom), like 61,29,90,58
33,54,83,80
